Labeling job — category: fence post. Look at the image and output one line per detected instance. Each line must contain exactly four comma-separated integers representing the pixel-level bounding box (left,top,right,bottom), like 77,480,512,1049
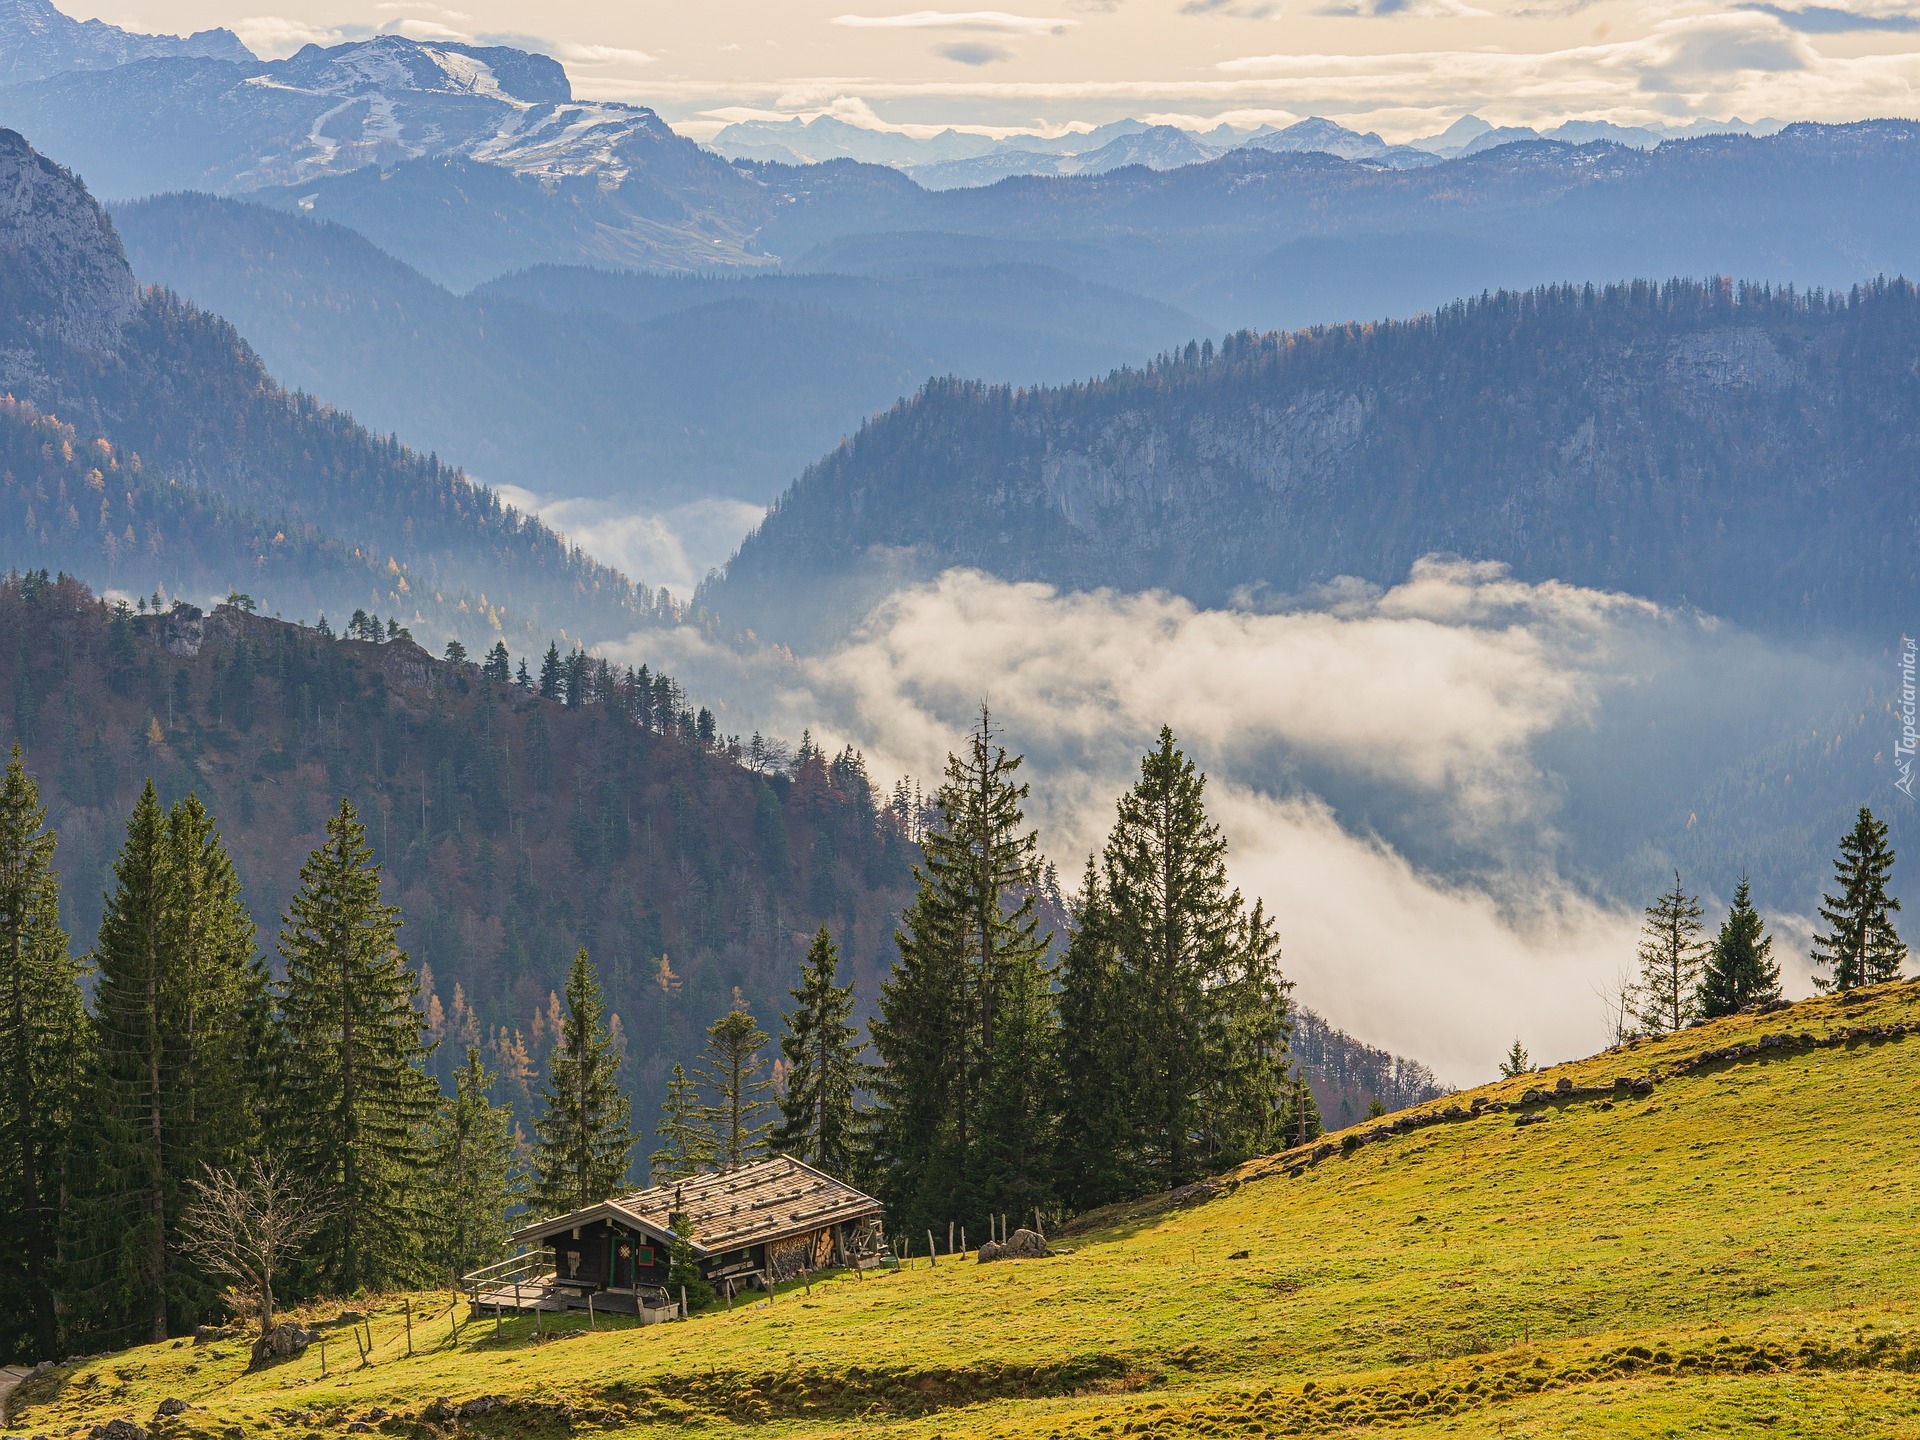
405,1298,413,1357
928,1230,937,1267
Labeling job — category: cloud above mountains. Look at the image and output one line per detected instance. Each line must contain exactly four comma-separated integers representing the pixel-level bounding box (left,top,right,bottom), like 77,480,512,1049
831,9,1082,32
206,0,1920,141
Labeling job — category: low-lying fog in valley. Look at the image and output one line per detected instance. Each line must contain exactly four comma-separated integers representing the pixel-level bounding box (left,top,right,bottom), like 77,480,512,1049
573,541,1893,1082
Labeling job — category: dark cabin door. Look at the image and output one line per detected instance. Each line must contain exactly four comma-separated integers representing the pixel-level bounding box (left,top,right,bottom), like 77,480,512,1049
611,1236,637,1289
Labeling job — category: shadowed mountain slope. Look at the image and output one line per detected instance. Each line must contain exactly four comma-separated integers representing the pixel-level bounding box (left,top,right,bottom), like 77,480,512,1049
703,278,1920,651
0,127,670,647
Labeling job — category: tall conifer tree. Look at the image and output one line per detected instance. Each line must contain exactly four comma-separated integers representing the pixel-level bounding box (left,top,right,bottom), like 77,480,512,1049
1115,730,1263,1189
1055,860,1136,1209
277,798,436,1293
428,1047,525,1283
531,948,633,1215
869,707,1054,1235
775,926,865,1171
1056,730,1292,1205
0,748,87,1362
1812,807,1906,990
538,643,564,701
1632,873,1707,1035
90,782,173,1343
650,1063,713,1182
1698,876,1783,1017
698,993,775,1171
1198,900,1292,1171
91,787,262,1342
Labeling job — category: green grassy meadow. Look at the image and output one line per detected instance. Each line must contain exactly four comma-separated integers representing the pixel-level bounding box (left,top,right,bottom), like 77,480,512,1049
12,982,1920,1439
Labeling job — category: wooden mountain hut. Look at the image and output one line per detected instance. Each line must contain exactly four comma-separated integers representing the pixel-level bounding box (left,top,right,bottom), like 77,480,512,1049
466,1155,884,1315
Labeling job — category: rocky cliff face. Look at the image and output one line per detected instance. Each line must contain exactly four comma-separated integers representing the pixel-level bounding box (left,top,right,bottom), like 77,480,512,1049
0,125,135,387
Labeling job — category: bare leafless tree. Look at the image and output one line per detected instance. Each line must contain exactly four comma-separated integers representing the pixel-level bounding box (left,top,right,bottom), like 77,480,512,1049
1595,967,1640,1050
180,1158,331,1336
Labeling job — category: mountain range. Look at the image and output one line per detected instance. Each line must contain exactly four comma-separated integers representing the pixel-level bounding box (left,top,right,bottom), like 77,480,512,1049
0,0,248,87
706,112,1783,190
109,192,1204,507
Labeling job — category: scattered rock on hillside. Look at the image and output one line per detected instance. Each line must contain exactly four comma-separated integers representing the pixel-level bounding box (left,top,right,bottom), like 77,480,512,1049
248,1323,316,1369
154,1399,188,1417
978,1228,1053,1262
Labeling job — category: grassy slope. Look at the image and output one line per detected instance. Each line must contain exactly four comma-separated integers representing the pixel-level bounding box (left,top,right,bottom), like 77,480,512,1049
13,983,1920,1439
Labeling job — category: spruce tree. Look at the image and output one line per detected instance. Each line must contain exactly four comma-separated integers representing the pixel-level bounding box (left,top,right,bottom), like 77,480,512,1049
277,798,437,1293
699,993,776,1170
966,928,1057,1227
1698,876,1783,1017
1812,807,1906,990
869,706,1054,1237
428,1047,525,1284
1197,900,1292,1172
482,642,511,683
1499,1038,1534,1078
774,926,865,1171
0,748,87,1363
1057,730,1291,1203
89,782,173,1344
665,1215,713,1310
1055,859,1137,1209
538,643,564,701
1108,729,1274,1190
650,1063,714,1182
1632,872,1707,1035
531,948,634,1216
90,787,261,1342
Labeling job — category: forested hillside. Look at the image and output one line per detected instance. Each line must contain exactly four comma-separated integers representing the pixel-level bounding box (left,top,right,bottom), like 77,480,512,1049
0,572,920,1169
0,127,673,649
0,571,1430,1247
705,278,1920,649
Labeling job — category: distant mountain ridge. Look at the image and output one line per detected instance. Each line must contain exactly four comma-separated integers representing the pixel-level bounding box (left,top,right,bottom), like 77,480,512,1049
239,120,1920,326
0,30,754,272
111,192,1205,506
0,0,249,87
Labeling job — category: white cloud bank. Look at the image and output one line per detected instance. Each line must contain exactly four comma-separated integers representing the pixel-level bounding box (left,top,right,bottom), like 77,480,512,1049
622,559,1756,1083
830,9,1082,32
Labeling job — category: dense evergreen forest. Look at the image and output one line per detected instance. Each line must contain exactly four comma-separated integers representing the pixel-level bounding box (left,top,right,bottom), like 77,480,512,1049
706,277,1920,649
0,572,921,1150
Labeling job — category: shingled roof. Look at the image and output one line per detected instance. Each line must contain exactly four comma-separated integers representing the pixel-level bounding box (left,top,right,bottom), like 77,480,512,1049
511,1154,882,1256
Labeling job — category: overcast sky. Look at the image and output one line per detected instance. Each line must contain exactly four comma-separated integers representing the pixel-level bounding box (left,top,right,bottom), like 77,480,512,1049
67,0,1920,140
